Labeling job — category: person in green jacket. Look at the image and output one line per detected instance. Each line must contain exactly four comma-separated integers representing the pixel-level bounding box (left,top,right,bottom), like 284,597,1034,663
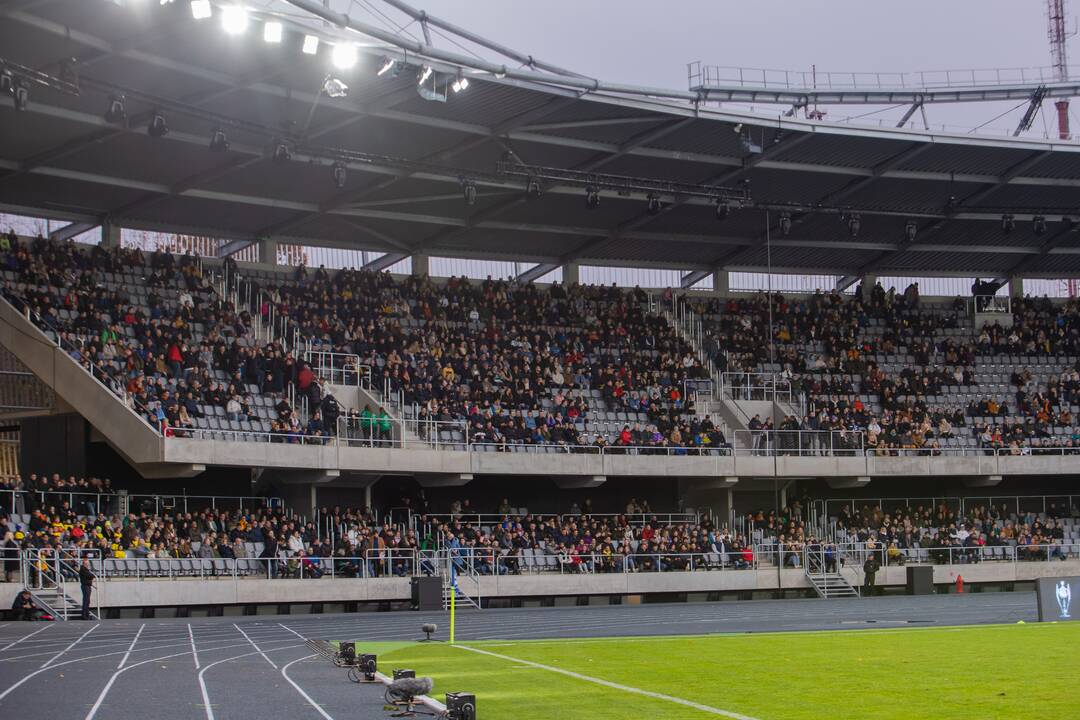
376,408,393,444
358,404,376,445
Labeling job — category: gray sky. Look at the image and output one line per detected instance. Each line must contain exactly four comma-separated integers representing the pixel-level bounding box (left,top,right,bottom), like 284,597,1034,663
368,0,1074,136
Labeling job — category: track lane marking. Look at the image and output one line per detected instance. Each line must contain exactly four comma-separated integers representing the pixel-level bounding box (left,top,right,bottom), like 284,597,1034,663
0,624,52,652
280,654,335,720
116,624,145,669
453,644,761,720
233,623,277,669
41,624,98,669
189,623,200,669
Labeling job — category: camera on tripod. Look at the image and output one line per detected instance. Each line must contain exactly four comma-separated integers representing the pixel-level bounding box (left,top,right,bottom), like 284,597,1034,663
445,692,476,720
347,652,378,683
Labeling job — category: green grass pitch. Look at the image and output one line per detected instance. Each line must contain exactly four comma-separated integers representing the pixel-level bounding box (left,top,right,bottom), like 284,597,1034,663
355,623,1080,719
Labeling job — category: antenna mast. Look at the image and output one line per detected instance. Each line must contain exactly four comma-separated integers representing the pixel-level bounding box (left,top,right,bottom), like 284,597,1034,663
1049,0,1073,139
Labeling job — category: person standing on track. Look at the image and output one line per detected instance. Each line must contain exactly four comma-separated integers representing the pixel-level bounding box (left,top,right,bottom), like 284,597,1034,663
863,552,880,597
78,558,94,620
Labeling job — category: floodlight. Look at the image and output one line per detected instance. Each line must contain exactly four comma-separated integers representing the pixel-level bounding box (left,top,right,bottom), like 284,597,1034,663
1033,215,1047,236
525,177,542,199
585,186,600,209
209,128,230,152
715,199,730,220
221,5,249,35
0,67,12,95
147,112,169,138
272,142,291,163
462,181,477,206
1001,213,1015,234
323,77,348,98
160,0,176,5
302,35,319,55
417,65,433,86
190,0,212,20
331,43,357,70
779,212,792,236
904,220,917,242
12,81,28,112
332,161,347,189
377,56,395,76
451,73,469,93
646,194,661,215
105,95,126,124
847,213,861,238
263,21,283,43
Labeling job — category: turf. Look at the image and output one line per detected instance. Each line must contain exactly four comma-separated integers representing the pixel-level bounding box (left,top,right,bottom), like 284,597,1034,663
355,622,1080,719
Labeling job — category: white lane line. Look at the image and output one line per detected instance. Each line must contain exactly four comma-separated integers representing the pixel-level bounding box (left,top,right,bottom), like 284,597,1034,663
85,650,195,720
188,624,200,669
233,623,277,669
453,644,760,720
40,624,98,669
280,654,335,720
277,623,306,640
116,624,145,670
197,644,306,720
0,624,52,652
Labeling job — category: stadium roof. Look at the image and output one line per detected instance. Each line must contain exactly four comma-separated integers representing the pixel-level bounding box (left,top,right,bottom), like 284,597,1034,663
2,0,1080,280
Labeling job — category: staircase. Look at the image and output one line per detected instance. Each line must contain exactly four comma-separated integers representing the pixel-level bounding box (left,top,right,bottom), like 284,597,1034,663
21,551,99,620
437,551,481,610
805,547,859,599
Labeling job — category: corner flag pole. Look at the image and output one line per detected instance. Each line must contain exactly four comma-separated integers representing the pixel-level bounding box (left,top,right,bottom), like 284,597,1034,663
449,562,456,644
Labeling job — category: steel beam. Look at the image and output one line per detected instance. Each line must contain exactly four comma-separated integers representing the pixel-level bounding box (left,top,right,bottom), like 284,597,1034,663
218,238,256,258
681,269,712,288
48,222,99,242
363,252,409,272
515,262,561,283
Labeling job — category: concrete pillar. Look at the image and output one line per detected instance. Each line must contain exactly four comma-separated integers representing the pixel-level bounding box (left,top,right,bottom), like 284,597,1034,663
412,252,429,277
861,273,877,301
563,262,580,285
101,221,121,248
1008,276,1023,299
258,236,279,266
712,268,729,296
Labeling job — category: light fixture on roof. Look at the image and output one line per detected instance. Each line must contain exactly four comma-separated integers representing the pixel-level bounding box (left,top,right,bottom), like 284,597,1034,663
209,127,230,152
323,76,348,98
331,43,358,70
263,20,283,43
190,0,211,19
525,177,542,199
221,5,248,35
332,161,347,189
462,180,477,206
0,67,12,95
1001,213,1015,234
451,72,469,93
417,65,433,86
12,81,28,112
715,198,730,220
160,0,176,5
272,141,291,163
585,186,600,209
104,95,126,124
847,213,861,238
779,212,792,236
302,35,320,55
377,56,396,76
1033,215,1047,235
904,220,917,242
147,111,169,138
646,194,661,215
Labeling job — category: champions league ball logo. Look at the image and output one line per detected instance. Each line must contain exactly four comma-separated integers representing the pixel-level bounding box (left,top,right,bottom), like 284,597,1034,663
1058,580,1072,619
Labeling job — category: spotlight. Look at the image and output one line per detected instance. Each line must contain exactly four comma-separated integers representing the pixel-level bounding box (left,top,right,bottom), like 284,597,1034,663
1001,213,1015,234
323,76,348,98
904,220,917,242
221,5,248,35
646,194,661,215
525,177,542,199
1033,215,1047,235
451,73,469,93
715,198,730,220
462,181,477,206
417,65,433,86
331,43,357,70
147,112,169,138
332,161,347,189
190,0,212,19
778,212,792,236
272,141,291,163
104,95,126,124
377,56,395,76
732,123,743,133
847,213,861,238
585,186,600,209
12,81,28,112
209,128,230,152
0,67,12,95
302,35,320,55
263,21,283,43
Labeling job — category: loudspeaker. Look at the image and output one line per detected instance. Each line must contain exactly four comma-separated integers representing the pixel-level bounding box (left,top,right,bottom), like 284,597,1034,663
393,669,416,680
446,692,476,720
411,576,443,611
905,566,934,595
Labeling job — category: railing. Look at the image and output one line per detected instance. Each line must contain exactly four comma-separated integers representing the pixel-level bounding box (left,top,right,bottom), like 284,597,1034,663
305,350,371,390
721,371,793,403
91,550,423,581
973,294,1011,314
825,495,1079,528
1,488,281,516
733,429,864,457
687,61,1080,91
420,511,700,533
833,541,1080,573
20,548,102,620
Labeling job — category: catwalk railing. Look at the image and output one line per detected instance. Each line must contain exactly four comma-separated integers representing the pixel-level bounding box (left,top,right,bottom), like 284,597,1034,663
1,489,283,516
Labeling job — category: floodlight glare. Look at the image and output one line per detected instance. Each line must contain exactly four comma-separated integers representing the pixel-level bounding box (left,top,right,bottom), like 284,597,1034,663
417,66,433,86
323,77,348,98
263,21,283,43
302,35,320,55
104,95,126,124
221,5,249,35
452,73,469,93
331,43,358,70
377,56,395,76
190,0,212,20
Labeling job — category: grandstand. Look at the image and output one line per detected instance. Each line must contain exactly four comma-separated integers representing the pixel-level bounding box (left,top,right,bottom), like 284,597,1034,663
1,1,1080,719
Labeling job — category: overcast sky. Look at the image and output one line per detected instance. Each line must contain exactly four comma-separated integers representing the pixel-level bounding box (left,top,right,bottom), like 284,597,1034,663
350,0,1075,136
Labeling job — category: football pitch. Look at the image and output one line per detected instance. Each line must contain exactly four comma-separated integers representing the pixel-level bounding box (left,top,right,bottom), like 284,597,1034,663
361,622,1080,720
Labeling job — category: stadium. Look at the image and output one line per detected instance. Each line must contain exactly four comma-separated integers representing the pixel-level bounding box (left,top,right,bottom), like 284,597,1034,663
1,0,1080,718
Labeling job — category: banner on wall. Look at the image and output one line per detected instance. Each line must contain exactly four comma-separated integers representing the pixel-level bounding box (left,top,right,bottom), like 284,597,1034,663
1035,576,1076,622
